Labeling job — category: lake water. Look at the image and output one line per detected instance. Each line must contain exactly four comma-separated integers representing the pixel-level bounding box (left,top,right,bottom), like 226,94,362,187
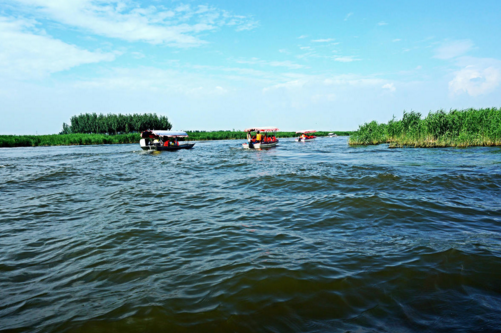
1,137,501,332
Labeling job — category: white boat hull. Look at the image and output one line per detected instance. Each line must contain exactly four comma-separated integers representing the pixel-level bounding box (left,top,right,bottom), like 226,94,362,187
295,138,316,142
242,141,278,149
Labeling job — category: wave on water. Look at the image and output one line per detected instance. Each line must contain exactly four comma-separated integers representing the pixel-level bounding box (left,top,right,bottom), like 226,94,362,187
1,138,501,332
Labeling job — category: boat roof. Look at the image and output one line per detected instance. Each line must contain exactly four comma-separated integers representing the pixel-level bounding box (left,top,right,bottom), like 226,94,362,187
152,130,188,137
244,127,279,132
296,130,317,134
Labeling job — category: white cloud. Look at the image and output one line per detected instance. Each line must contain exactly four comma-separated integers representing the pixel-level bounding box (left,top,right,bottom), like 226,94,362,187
263,79,304,92
322,75,386,87
378,21,388,26
434,40,473,59
73,67,230,96
265,74,386,92
449,66,500,97
344,12,353,21
131,52,145,59
312,38,335,43
382,83,396,92
0,16,115,79
235,58,306,69
298,35,308,39
215,86,228,94
269,61,305,69
10,0,257,47
334,56,360,62
392,39,401,42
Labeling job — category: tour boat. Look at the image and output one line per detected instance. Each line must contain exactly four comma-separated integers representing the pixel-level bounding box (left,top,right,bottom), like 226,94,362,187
328,133,338,137
295,130,317,142
242,127,279,149
140,130,195,151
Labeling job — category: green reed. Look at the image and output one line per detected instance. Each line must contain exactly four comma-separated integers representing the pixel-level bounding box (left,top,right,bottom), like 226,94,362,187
0,133,140,147
349,108,501,147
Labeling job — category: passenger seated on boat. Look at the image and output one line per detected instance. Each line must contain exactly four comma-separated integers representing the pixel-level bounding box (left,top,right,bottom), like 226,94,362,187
256,131,262,142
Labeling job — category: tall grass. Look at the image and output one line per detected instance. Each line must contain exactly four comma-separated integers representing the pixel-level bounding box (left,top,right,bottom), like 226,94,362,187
349,108,501,147
0,133,140,148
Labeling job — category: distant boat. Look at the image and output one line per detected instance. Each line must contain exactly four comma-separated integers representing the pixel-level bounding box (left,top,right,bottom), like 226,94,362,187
295,130,317,142
242,127,279,149
328,133,338,137
140,130,195,151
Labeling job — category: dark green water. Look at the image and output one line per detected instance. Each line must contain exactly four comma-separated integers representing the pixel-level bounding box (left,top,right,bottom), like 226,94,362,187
1,137,501,332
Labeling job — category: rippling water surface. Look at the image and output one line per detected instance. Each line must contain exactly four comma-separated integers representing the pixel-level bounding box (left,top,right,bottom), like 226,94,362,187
1,137,501,332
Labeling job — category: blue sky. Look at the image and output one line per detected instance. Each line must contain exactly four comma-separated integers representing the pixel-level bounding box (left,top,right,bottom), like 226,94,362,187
1,0,501,134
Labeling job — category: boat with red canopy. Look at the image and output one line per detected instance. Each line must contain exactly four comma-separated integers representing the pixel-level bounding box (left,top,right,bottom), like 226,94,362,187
242,127,279,149
140,130,195,151
295,130,316,142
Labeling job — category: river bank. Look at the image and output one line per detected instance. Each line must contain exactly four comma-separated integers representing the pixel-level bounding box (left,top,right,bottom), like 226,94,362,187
0,131,352,147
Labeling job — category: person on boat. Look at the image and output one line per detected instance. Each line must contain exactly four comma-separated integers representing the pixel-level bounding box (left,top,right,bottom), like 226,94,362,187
256,131,262,142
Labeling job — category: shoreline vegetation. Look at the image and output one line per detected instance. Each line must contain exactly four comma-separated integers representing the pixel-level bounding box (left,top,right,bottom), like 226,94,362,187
349,108,501,148
0,131,352,148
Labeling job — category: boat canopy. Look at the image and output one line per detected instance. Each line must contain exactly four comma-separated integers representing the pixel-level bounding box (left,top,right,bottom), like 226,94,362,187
152,130,188,137
296,130,317,134
244,127,279,132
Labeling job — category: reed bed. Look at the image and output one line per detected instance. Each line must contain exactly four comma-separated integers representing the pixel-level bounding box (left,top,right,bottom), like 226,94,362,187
0,133,140,148
349,108,501,148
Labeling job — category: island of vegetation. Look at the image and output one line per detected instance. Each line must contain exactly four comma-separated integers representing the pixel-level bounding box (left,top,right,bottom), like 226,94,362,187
0,112,352,147
349,107,501,148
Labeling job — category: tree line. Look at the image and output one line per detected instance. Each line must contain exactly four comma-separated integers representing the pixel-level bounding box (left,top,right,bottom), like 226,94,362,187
60,113,172,135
